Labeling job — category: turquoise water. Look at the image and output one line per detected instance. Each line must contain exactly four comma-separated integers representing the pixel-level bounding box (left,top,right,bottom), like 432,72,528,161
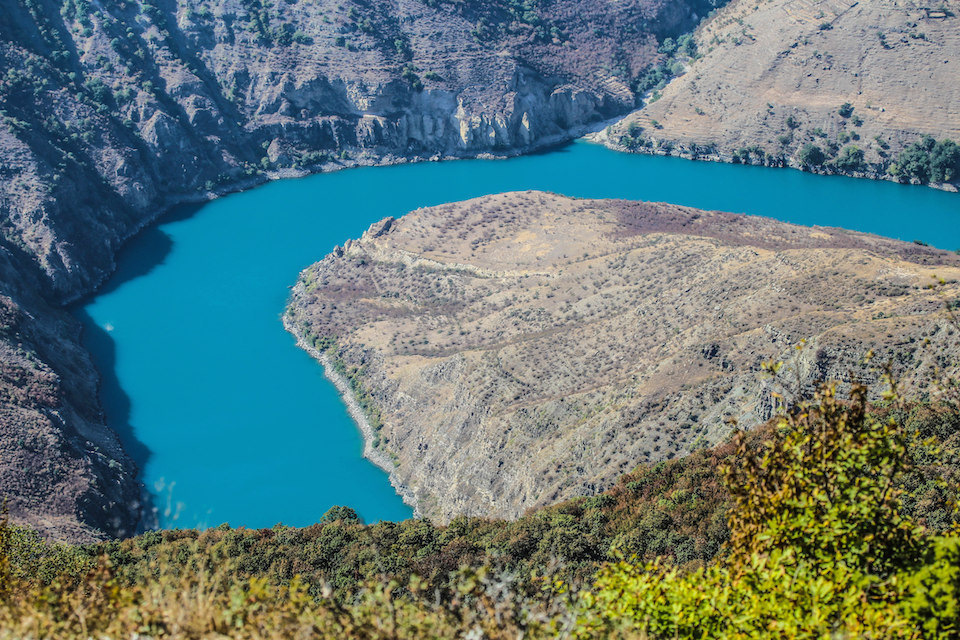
76,140,959,531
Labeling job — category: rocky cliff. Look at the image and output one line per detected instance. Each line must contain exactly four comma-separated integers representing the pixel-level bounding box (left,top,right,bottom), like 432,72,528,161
287,192,960,521
0,0,725,539
599,0,960,187
1,0,726,297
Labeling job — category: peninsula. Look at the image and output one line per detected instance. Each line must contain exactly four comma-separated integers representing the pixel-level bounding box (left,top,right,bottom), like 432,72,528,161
287,191,960,520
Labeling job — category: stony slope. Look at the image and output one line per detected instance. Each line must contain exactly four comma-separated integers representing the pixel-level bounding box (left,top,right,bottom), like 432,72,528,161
0,0,722,298
0,246,138,540
0,0,725,539
600,0,960,185
287,192,960,521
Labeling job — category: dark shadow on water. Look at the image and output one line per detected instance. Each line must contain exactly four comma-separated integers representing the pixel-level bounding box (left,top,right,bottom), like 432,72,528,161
68,203,204,533
75,307,147,468
88,203,202,300
521,138,576,157
75,305,159,532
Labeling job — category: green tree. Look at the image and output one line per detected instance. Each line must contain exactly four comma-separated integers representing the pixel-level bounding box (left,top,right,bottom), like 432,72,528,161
579,382,959,638
892,135,960,184
798,143,825,167
930,139,960,183
832,145,865,172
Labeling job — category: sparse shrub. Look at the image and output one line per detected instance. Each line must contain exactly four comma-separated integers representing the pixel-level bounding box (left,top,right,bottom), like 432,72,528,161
401,64,423,91
83,77,112,105
832,145,865,172
798,143,825,167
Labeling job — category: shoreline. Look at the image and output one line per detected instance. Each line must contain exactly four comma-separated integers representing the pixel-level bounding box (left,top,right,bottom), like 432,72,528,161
75,117,953,536
64,126,598,309
584,128,960,194
283,316,421,519
65,120,619,536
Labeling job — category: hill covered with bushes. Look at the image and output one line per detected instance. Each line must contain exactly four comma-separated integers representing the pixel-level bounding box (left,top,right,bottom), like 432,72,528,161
3,377,960,638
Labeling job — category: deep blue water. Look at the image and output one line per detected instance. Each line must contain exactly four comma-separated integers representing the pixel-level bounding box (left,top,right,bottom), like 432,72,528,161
76,140,960,531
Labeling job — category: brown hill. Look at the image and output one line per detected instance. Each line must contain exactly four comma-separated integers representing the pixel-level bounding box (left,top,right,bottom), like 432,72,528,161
287,191,960,521
602,0,960,186
0,0,721,539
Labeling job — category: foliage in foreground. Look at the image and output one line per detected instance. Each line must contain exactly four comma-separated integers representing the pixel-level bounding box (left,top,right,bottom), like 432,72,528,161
2,381,960,638
580,382,960,638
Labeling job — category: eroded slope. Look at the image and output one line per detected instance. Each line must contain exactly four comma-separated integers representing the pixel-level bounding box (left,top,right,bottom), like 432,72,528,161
603,0,960,185
288,191,960,520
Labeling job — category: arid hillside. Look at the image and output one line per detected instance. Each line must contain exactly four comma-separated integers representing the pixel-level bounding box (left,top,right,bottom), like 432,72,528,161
602,0,960,186
288,192,960,521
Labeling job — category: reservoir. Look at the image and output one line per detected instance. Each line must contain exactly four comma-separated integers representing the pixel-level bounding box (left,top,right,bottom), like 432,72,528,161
77,140,960,530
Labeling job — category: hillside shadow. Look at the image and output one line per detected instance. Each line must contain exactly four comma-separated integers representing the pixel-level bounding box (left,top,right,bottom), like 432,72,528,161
74,306,158,532
91,203,202,299
69,202,204,533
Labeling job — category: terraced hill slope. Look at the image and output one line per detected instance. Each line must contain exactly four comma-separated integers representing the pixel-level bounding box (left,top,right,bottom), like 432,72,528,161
602,0,960,186
287,191,960,521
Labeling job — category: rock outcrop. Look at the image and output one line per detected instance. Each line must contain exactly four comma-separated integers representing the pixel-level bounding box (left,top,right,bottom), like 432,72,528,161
288,192,960,521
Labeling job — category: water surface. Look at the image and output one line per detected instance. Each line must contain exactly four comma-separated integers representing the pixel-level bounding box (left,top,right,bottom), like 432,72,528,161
78,140,960,530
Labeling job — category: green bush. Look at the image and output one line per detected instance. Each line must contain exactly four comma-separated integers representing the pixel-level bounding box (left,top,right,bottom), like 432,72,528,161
893,136,960,184
798,143,825,167
579,383,960,638
832,145,865,172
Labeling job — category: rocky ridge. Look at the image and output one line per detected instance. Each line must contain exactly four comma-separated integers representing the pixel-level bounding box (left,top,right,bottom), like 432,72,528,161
0,0,724,539
287,192,960,521
599,0,960,187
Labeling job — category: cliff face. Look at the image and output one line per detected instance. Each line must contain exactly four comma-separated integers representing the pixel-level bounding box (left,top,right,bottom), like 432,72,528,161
600,0,960,186
0,248,138,541
287,192,960,521
0,0,723,298
0,0,726,539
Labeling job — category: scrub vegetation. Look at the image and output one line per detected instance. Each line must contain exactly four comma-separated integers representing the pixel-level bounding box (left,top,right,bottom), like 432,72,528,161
286,192,960,524
2,372,960,637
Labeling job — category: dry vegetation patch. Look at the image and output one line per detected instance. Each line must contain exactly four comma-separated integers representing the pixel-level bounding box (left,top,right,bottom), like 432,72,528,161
606,0,960,185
